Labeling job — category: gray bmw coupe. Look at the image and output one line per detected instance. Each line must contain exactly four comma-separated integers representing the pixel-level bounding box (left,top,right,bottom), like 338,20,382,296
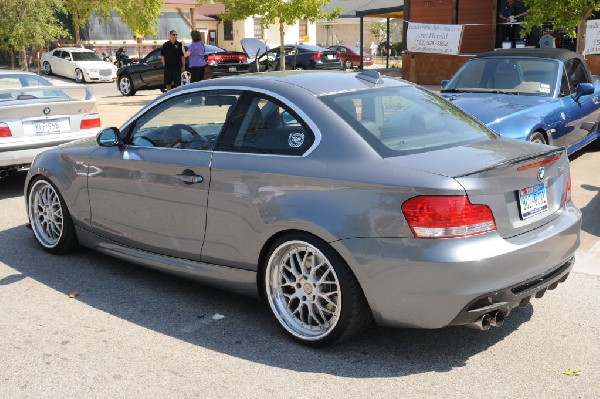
24,70,581,346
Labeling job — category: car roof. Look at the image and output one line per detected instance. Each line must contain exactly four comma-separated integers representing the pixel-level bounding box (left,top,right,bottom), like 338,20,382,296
475,48,582,63
178,70,410,96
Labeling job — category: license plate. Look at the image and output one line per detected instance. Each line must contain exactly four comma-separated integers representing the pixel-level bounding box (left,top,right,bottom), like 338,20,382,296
518,183,548,219
34,121,61,134
229,66,236,72
327,55,334,60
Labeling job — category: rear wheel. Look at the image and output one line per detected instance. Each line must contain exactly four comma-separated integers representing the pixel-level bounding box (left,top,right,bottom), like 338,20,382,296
528,131,547,145
28,177,78,254
118,74,136,96
344,60,353,70
264,233,372,347
74,68,85,83
42,61,52,75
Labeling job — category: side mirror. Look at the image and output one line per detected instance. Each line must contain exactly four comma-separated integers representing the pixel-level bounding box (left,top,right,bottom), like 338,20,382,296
573,82,594,102
97,127,122,147
441,80,449,89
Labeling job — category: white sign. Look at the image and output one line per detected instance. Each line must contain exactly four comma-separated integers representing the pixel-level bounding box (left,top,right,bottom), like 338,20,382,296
584,19,600,55
407,22,464,55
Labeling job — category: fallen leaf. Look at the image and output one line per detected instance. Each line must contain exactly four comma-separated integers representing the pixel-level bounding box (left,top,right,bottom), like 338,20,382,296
212,313,225,320
68,291,79,298
561,369,581,376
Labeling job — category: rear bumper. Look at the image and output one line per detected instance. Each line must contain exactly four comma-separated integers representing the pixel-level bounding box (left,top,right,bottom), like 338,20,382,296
0,131,98,168
331,203,581,329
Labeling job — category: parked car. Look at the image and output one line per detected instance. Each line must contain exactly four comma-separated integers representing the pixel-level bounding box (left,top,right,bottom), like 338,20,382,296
41,47,118,83
25,70,580,346
0,71,101,178
258,44,341,71
328,45,373,69
117,45,250,96
440,48,600,155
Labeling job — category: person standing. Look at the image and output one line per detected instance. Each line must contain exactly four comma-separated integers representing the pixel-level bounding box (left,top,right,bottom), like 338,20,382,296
499,0,527,47
370,41,377,56
160,30,185,90
185,30,207,83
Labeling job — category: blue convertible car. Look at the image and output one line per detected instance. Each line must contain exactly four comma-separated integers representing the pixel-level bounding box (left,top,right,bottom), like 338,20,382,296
440,48,600,155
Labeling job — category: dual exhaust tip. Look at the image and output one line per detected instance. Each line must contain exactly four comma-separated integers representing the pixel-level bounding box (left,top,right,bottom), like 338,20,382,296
467,310,506,330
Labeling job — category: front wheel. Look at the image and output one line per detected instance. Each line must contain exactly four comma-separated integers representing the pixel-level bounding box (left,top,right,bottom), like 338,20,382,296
74,68,85,83
42,61,52,75
264,234,371,347
28,177,78,254
528,131,547,145
118,74,136,96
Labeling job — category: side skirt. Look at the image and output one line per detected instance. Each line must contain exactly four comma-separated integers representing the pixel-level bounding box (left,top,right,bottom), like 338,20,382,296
76,227,260,299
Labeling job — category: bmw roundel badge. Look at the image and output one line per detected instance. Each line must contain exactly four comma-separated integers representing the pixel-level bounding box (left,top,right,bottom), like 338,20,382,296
43,107,51,115
537,167,545,182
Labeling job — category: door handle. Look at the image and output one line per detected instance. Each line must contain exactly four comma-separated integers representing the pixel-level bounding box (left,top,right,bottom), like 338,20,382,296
176,173,203,184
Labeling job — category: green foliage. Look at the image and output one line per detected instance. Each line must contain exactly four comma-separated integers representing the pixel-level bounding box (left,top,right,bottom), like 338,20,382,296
116,0,164,38
522,0,600,37
0,0,69,51
368,21,398,44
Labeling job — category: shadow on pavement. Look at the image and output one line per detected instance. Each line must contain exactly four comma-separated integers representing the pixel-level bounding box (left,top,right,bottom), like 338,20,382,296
0,222,534,378
0,171,27,200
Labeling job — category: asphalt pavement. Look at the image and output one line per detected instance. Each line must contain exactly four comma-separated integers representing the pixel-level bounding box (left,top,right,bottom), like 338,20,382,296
0,73,598,398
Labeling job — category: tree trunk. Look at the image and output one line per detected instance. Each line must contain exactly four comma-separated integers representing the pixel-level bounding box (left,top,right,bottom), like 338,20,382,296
577,17,586,54
19,49,28,71
279,22,286,72
73,10,81,45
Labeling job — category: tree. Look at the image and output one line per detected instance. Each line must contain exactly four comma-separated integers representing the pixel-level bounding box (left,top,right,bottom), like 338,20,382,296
63,0,116,45
116,0,164,55
522,0,600,53
368,20,399,54
219,0,341,71
0,0,69,70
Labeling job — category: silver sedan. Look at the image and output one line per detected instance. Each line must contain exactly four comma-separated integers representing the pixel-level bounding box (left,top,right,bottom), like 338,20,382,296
24,70,581,346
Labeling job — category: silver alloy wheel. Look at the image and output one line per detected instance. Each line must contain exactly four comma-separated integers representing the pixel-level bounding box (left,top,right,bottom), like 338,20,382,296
28,180,64,248
42,61,52,75
181,70,191,85
266,240,341,341
344,60,353,69
119,75,132,95
75,68,84,83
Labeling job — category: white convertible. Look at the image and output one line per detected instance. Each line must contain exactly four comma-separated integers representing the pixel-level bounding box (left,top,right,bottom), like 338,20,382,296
41,47,117,83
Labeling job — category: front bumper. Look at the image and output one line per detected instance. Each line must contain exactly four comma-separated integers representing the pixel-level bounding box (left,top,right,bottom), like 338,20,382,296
331,203,581,329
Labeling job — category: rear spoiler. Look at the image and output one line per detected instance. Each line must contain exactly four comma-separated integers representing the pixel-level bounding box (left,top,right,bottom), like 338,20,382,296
455,148,565,178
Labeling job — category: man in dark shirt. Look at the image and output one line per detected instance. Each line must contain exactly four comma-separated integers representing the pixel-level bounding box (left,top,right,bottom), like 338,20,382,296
499,0,527,47
160,30,185,90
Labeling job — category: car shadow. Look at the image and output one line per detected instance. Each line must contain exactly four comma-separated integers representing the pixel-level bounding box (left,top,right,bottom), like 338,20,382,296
579,183,600,237
0,170,27,200
0,223,534,378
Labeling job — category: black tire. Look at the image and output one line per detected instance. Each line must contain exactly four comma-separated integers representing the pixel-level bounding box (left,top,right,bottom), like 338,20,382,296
118,74,136,96
42,61,53,76
344,60,353,70
27,177,79,254
528,131,547,145
75,68,86,83
263,233,372,347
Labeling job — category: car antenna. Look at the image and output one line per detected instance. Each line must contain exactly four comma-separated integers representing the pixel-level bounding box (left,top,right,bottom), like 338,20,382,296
356,70,382,84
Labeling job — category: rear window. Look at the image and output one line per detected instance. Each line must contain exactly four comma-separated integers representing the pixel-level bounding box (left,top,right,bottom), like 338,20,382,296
319,87,496,157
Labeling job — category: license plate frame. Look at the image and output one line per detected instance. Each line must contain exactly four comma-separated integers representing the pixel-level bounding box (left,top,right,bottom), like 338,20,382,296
33,120,61,134
518,182,548,219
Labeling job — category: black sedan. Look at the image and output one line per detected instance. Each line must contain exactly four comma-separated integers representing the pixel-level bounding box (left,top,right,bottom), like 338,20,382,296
258,45,341,71
117,45,250,96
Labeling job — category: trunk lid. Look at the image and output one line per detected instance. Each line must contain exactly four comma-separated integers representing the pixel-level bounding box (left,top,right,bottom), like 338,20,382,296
384,138,569,238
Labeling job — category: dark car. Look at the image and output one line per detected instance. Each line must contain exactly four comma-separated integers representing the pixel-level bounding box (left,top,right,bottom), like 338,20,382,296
258,44,341,71
328,45,373,69
117,45,250,96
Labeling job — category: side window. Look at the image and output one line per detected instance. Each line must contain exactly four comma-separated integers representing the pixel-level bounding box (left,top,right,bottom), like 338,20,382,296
560,67,571,97
62,51,71,59
568,59,589,89
52,50,62,57
217,93,314,156
127,90,241,150
146,51,161,64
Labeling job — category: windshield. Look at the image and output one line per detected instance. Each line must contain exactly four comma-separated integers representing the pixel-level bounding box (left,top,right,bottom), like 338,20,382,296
71,51,102,61
442,58,559,96
320,86,496,157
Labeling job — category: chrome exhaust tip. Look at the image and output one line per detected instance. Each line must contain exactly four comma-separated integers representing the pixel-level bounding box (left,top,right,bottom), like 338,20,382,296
490,311,506,328
466,313,492,331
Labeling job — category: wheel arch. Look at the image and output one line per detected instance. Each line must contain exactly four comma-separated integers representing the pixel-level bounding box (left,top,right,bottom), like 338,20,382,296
527,128,549,144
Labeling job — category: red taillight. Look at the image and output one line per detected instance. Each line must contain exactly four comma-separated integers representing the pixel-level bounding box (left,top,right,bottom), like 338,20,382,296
237,54,248,61
402,196,496,238
565,173,571,203
80,117,101,130
516,155,560,171
0,123,11,137
310,51,323,60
